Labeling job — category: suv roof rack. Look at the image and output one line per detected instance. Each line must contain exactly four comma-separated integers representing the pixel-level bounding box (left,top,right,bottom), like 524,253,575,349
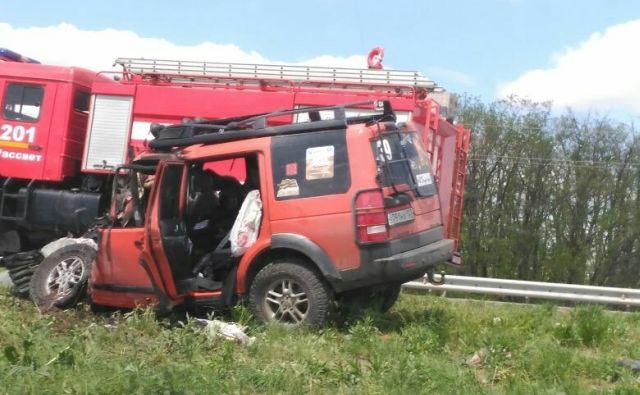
114,57,436,92
148,101,397,151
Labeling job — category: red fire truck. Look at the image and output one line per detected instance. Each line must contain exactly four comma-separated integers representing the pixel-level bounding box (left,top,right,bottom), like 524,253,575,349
0,48,469,297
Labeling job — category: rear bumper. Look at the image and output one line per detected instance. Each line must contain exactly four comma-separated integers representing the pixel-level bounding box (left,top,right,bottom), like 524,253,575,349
375,238,454,279
335,233,455,292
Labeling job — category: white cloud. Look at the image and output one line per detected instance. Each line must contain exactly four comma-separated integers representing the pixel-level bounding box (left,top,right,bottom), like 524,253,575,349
0,22,368,71
427,66,475,87
497,19,640,113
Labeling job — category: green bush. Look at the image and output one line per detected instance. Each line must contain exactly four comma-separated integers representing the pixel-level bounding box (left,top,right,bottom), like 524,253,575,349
552,305,619,347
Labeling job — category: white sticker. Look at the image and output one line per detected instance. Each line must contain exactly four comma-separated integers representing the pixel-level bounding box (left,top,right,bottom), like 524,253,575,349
276,178,300,197
1,124,37,143
305,145,335,180
0,149,42,162
375,139,393,162
416,172,433,187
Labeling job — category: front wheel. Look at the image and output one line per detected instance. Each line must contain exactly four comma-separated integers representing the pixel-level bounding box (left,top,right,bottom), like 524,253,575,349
249,260,332,327
29,244,95,309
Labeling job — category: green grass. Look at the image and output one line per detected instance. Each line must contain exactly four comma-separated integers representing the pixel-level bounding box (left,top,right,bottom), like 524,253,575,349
1,289,640,394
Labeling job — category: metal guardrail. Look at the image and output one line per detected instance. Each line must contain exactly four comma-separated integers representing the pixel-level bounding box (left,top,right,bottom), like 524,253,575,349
404,275,640,307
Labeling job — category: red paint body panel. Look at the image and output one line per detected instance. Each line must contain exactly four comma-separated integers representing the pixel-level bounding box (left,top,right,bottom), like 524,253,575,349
90,290,156,309
90,227,157,307
132,85,296,121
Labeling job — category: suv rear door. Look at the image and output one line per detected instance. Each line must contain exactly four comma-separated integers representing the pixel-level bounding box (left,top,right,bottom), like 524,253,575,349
371,128,442,238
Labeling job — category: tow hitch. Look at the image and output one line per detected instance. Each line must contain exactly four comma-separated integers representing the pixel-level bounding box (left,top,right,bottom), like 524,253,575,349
426,267,446,285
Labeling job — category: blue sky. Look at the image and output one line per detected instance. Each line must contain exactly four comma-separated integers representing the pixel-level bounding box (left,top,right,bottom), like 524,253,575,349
2,0,640,115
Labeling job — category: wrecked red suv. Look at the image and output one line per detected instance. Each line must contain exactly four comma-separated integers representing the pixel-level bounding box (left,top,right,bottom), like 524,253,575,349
87,103,454,326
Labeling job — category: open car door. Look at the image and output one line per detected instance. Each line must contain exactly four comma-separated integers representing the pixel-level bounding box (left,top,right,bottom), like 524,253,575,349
92,159,235,311
139,161,195,309
90,165,157,308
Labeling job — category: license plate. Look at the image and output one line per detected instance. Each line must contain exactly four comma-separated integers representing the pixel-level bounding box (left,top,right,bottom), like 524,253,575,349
387,208,414,226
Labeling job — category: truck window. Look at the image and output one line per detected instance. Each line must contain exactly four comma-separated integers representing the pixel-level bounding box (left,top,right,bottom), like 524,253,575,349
73,90,90,113
271,129,350,200
3,83,44,122
186,155,258,245
203,158,246,182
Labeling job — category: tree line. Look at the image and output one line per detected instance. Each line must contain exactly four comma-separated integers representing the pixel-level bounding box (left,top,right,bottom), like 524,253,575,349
457,96,640,287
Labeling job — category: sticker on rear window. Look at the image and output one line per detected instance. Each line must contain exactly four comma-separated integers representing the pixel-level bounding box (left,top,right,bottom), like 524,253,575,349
285,162,298,176
305,145,334,180
276,178,300,197
416,172,433,187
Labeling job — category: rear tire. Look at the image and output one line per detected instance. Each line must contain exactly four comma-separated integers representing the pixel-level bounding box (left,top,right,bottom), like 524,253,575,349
29,244,95,309
249,260,332,327
378,284,402,312
340,284,402,315
4,251,43,298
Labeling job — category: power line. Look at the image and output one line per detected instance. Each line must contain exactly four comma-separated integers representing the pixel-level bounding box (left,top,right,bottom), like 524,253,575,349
470,154,640,166
457,122,635,133
467,157,640,170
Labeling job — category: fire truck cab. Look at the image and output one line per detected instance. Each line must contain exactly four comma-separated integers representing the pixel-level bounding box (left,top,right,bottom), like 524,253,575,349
0,58,112,254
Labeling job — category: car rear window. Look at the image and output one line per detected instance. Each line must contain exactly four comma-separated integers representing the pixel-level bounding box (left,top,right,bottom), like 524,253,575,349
371,131,437,197
271,129,350,200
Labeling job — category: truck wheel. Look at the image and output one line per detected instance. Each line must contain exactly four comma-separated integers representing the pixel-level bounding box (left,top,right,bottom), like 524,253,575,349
4,251,43,298
249,260,332,327
340,284,402,314
29,244,95,309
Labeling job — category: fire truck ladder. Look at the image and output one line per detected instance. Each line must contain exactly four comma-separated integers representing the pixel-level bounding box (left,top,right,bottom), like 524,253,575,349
0,178,35,221
114,57,437,92
447,125,471,253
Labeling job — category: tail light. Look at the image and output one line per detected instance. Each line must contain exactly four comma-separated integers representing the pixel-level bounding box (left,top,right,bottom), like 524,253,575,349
355,190,388,243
